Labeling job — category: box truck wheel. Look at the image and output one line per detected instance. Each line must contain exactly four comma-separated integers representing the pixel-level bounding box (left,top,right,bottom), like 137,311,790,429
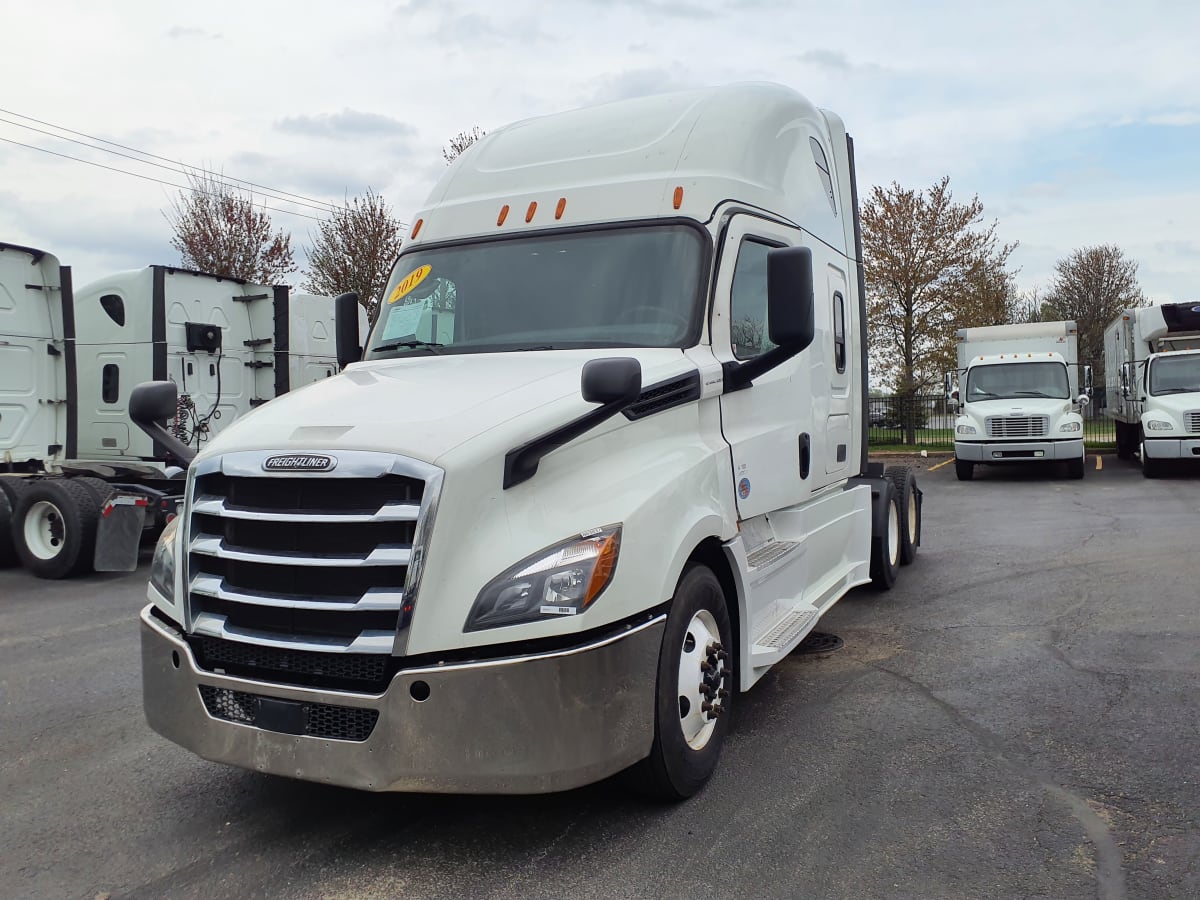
1140,442,1162,479
954,458,974,481
869,481,900,589
1115,421,1134,460
885,466,921,565
1065,455,1085,479
12,480,102,579
0,490,17,568
631,563,732,800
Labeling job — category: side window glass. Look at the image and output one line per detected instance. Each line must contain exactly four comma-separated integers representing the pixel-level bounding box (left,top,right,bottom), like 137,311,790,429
833,292,846,373
100,294,126,326
730,240,776,360
809,137,838,216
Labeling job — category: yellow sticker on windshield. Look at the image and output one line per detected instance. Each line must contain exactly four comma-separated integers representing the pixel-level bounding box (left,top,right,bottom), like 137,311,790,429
388,265,432,304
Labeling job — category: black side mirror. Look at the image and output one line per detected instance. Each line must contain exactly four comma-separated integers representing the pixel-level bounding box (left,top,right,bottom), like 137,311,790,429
335,292,362,369
582,357,642,405
129,381,196,465
130,381,179,424
766,246,815,352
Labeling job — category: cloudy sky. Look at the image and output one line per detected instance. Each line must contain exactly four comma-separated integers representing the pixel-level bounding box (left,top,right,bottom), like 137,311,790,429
2,0,1198,302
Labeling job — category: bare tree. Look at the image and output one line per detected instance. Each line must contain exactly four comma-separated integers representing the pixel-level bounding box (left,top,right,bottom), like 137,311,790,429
1042,245,1147,367
862,176,1017,440
304,189,405,323
443,126,486,164
166,170,297,283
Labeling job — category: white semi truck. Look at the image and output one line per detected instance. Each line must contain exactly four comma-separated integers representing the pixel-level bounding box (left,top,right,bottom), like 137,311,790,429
0,243,362,577
134,83,923,799
1103,302,1200,476
948,321,1091,481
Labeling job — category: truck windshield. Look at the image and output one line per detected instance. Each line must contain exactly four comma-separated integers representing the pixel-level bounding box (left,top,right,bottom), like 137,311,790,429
1148,354,1200,395
366,224,706,357
965,361,1070,400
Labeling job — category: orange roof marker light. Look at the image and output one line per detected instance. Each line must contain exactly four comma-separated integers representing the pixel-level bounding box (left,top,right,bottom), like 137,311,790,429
497,204,510,226
673,186,684,209
555,197,567,220
526,201,538,223
411,218,424,239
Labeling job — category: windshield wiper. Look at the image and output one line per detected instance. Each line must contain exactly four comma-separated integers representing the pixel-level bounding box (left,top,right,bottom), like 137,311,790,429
373,339,445,355
1154,386,1200,394
1011,390,1053,398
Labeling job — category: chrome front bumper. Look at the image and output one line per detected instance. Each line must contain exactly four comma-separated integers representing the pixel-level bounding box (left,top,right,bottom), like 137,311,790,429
141,605,664,794
955,438,1083,462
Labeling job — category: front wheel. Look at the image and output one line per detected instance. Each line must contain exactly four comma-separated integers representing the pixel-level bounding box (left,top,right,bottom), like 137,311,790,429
1065,456,1085,479
1141,442,1163,479
632,564,733,801
955,458,975,481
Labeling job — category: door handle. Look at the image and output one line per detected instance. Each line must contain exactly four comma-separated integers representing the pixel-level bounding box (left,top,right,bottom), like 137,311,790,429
798,433,811,480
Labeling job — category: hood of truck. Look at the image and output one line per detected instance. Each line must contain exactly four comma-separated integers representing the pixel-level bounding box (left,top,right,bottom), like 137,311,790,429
957,397,1081,435
196,348,696,464
1142,392,1200,427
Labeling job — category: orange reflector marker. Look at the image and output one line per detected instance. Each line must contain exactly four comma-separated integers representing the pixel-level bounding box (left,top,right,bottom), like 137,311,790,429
411,218,424,239
526,201,537,223
673,186,684,209
555,197,567,219
584,531,621,607
497,205,510,226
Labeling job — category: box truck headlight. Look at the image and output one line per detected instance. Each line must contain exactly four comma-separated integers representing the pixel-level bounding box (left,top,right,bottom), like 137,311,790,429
1058,421,1081,433
465,526,621,632
956,424,977,435
1146,419,1173,431
149,515,180,603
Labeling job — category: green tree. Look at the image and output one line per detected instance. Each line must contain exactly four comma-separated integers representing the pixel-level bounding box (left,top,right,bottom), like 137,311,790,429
304,189,405,323
1041,245,1147,368
862,176,1017,442
166,170,296,283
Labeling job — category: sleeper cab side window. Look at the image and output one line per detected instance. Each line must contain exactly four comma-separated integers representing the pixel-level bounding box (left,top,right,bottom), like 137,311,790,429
729,239,777,360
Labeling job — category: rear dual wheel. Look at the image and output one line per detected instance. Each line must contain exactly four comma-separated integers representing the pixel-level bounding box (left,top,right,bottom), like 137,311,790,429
11,479,102,578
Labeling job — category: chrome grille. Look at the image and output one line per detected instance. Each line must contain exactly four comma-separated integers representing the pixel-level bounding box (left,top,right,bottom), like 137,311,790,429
185,451,442,675
1186,411,1200,433
986,415,1048,438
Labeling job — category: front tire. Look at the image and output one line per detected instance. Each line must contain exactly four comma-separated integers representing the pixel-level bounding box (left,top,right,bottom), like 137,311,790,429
1065,455,1085,479
0,490,17,568
12,480,102,578
634,564,733,801
955,458,975,481
1141,442,1163,479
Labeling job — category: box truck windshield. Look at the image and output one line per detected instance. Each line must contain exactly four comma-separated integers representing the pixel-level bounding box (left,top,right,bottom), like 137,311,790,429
1148,355,1200,395
369,223,705,356
966,361,1070,401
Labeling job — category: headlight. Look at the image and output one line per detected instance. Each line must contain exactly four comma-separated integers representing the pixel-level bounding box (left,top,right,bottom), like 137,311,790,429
150,515,180,602
956,424,977,435
1146,419,1173,431
1058,421,1082,433
465,525,621,632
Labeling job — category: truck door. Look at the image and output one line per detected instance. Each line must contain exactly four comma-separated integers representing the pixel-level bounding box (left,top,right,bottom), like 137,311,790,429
712,217,814,519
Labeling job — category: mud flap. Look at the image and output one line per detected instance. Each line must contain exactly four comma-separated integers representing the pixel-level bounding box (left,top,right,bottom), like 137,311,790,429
94,493,150,572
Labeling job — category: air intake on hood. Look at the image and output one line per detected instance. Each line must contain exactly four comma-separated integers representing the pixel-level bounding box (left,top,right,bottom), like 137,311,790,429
623,371,701,421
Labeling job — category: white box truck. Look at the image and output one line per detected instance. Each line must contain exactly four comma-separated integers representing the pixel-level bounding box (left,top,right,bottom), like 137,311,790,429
134,84,923,799
0,245,363,577
1103,303,1200,476
948,321,1091,481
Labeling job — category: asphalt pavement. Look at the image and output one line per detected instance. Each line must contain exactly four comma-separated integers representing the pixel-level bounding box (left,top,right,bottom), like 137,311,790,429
1,455,1197,899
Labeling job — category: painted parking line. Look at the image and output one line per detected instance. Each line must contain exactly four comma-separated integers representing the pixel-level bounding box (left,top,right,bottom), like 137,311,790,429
1096,455,1103,470
929,458,954,472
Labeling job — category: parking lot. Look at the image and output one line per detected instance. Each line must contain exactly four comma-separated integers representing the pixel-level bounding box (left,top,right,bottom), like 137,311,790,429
1,455,1197,899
